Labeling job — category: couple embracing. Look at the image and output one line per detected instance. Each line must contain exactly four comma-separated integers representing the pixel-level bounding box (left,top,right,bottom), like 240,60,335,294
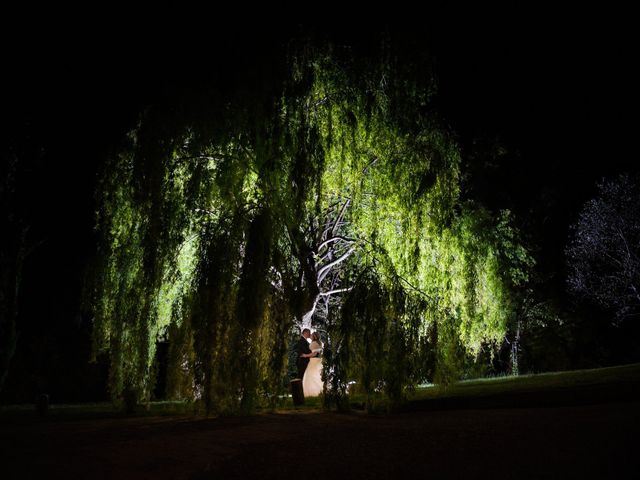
296,328,324,397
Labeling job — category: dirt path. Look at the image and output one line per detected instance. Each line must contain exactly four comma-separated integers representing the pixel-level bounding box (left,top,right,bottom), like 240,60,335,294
2,401,637,479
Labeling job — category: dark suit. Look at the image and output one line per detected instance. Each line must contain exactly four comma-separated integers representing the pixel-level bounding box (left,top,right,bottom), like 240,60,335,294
296,336,312,379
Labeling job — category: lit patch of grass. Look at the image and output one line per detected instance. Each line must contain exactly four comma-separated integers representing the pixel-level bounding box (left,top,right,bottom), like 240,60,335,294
408,363,640,401
266,395,324,412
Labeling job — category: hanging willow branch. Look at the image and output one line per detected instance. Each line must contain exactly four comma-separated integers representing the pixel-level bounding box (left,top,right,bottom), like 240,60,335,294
92,37,532,413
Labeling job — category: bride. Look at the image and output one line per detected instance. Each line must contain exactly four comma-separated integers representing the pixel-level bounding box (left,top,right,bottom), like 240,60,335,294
302,332,324,397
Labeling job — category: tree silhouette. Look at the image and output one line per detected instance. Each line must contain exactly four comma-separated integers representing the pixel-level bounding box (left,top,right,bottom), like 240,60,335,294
567,174,640,323
0,132,44,393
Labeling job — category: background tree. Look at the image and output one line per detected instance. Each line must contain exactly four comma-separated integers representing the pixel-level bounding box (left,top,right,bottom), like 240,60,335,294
566,174,640,323
0,155,25,394
0,130,43,394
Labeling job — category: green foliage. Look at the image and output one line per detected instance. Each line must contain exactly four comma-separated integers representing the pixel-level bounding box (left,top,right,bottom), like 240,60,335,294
92,39,532,413
330,269,425,411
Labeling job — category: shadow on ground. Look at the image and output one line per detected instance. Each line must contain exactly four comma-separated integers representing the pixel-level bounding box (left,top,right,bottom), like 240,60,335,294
1,383,638,479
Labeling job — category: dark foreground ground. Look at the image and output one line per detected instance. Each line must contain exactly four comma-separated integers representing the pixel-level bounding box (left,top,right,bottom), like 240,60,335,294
1,394,638,479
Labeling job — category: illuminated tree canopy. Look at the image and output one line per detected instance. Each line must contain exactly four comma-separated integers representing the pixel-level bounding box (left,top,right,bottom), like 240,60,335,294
91,40,532,413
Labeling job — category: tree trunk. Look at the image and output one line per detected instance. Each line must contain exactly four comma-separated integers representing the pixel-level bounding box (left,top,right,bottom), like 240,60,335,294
510,319,521,376
0,242,24,394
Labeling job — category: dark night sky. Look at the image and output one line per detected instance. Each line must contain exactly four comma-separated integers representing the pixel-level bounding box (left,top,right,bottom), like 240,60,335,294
1,6,637,399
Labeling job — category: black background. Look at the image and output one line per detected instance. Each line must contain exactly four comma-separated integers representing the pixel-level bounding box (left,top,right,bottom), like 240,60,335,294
1,5,637,402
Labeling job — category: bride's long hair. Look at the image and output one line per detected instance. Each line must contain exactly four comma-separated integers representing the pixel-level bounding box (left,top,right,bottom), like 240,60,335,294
311,331,323,347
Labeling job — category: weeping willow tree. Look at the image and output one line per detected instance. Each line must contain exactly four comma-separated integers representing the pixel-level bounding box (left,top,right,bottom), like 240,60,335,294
91,38,532,413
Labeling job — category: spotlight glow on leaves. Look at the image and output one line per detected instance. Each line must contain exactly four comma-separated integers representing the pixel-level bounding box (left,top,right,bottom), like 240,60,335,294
92,42,532,412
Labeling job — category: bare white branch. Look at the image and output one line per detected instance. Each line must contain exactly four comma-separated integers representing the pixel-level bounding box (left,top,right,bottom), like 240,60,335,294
319,287,353,296
318,247,355,284
316,235,356,253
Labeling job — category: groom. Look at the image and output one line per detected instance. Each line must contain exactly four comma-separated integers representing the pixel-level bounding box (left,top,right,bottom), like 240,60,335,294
296,328,312,379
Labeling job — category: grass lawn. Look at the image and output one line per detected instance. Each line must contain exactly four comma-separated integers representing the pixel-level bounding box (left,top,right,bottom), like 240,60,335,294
1,364,638,479
399,362,640,412
411,362,640,400
2,363,638,420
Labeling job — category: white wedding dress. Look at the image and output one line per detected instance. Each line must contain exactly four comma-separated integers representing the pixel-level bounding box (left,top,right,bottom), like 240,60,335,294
302,341,324,397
